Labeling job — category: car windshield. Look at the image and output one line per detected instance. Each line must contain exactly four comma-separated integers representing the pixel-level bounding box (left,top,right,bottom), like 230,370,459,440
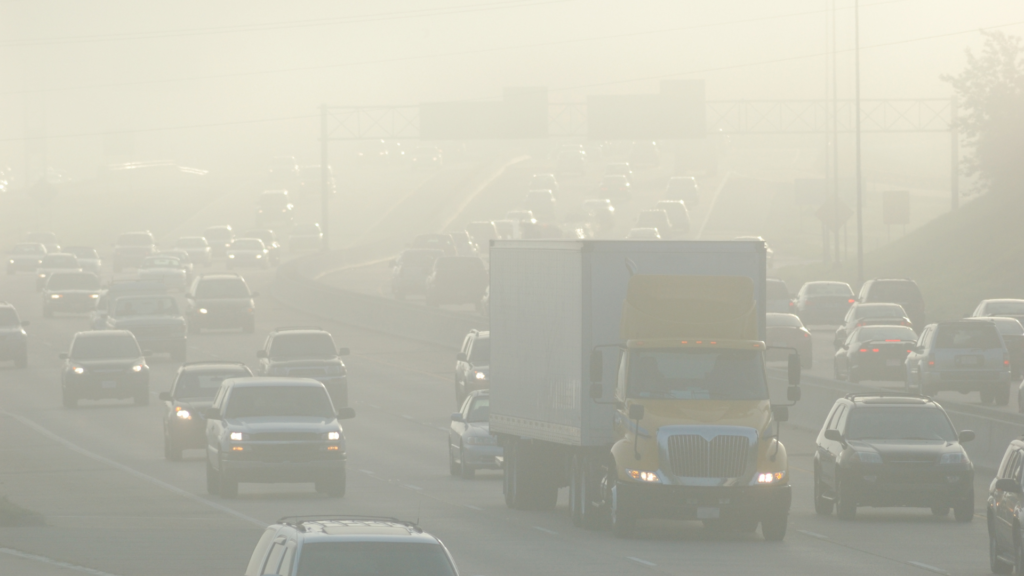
852,326,918,343
12,244,44,254
42,255,77,268
629,348,768,400
114,297,179,316
71,335,141,360
47,273,100,290
194,279,249,299
224,386,334,419
766,281,790,300
117,234,153,246
67,247,98,259
767,314,802,328
469,338,490,364
141,257,180,268
845,407,957,442
269,333,336,359
232,239,264,250
296,542,455,576
176,238,207,248
0,308,19,326
868,281,921,302
988,301,1024,315
175,369,248,399
854,304,906,318
467,396,490,423
806,283,853,296
935,324,1002,349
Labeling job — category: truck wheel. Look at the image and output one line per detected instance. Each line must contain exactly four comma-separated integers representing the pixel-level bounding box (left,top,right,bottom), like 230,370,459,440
760,510,788,541
610,483,636,538
953,489,974,523
206,458,219,495
570,453,603,529
996,383,1011,406
814,467,833,516
459,445,475,479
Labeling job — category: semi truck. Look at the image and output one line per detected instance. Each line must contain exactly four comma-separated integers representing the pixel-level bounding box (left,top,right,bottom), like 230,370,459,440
488,240,801,540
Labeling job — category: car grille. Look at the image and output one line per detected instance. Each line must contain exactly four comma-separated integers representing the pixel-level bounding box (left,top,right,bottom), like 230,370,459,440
248,432,321,441
667,434,750,478
288,368,326,377
882,453,937,464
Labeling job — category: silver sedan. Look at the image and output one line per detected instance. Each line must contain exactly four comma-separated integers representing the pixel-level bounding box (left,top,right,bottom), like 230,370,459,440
448,390,500,479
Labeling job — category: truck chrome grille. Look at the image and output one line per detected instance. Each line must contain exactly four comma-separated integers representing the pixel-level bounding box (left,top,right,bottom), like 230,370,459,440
667,434,750,478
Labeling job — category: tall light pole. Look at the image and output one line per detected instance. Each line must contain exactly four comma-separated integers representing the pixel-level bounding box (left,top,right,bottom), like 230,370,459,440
854,0,864,285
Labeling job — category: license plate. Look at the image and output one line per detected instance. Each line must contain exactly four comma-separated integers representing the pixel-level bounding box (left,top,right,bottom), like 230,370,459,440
956,355,982,367
101,380,117,389
886,359,901,367
697,507,720,520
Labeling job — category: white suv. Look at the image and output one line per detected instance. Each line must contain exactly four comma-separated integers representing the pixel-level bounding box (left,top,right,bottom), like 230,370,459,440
245,516,459,576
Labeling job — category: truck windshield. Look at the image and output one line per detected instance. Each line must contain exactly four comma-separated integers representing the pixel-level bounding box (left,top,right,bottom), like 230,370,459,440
628,348,768,400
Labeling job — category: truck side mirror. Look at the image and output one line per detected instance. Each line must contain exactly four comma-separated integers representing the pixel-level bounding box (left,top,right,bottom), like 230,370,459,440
787,386,801,402
589,350,603,382
771,405,789,422
788,354,801,387
589,382,603,400
456,352,467,362
628,404,644,421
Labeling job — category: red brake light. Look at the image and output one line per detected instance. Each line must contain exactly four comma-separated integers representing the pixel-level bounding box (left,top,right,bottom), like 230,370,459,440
859,348,868,353
885,339,900,342
848,299,856,303
872,348,879,353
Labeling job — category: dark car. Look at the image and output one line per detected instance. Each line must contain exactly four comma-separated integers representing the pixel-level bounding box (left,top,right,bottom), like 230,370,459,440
858,279,926,332
241,229,282,265
987,438,1024,573
766,278,794,314
455,329,489,405
226,238,270,269
766,313,812,369
411,233,458,256
42,271,101,317
6,242,47,274
834,325,918,383
204,378,354,498
203,225,235,259
390,249,443,300
813,394,975,522
0,303,28,368
257,327,350,409
36,253,81,291
425,257,488,307
112,231,157,272
60,330,150,407
159,361,253,460
185,274,257,333
965,317,1024,385
795,281,856,326
906,321,1012,405
89,280,167,329
449,390,500,479
105,294,188,361
833,302,913,348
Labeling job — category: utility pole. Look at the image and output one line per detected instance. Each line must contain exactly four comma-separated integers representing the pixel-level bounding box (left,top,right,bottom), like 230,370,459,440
320,104,330,252
854,0,864,285
951,96,959,210
832,0,841,266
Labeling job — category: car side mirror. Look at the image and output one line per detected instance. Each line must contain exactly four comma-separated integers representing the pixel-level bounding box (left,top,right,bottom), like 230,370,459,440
958,430,975,443
338,347,350,356
824,429,844,443
914,345,924,353
628,404,644,421
589,382,604,400
589,350,603,382
456,352,467,362
450,412,465,422
336,407,356,420
158,392,172,402
256,350,268,359
21,321,29,327
788,354,801,387
771,405,789,422
787,386,801,402
996,478,1022,494
58,353,68,360
204,407,221,420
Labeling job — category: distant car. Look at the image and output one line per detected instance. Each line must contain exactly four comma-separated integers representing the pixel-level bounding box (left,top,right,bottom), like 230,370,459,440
42,271,101,317
653,200,690,236
666,176,699,205
635,209,673,239
289,223,323,252
24,231,59,254
455,329,489,406
905,321,1011,405
0,303,28,368
411,233,457,256
241,229,282,264
112,231,157,272
159,361,253,460
463,223,499,253
525,190,556,219
629,141,660,168
173,236,212,267
529,173,559,196
966,317,1024,384
598,175,631,203
391,249,443,300
505,210,536,225
449,390,500,479
204,378,354,498
138,255,188,291
257,327,351,409
186,273,257,333
626,227,661,240
6,242,47,274
857,279,926,332
834,325,918,383
227,238,270,269
734,236,774,268
105,294,187,362
244,517,458,576
988,438,1024,573
795,281,856,325
60,330,149,407
766,313,812,369
89,280,167,329
833,303,913,348
203,225,235,259
425,257,488,307
155,249,195,281
556,149,587,176
813,394,974,522
256,190,294,226
582,199,616,236
36,253,81,291
411,146,443,169
448,231,478,256
971,298,1024,328
766,278,794,314
606,162,633,184
64,246,101,274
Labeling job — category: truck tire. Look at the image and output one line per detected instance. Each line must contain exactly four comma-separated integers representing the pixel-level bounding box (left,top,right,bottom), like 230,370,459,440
610,482,636,538
570,453,602,529
761,510,788,541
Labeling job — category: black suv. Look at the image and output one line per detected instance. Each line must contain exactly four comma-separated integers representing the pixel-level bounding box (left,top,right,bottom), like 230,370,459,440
987,437,1024,573
858,278,926,333
257,327,350,408
813,394,975,521
244,517,459,576
185,274,257,333
60,330,150,407
159,361,253,460
454,329,489,406
112,231,157,272
0,303,29,368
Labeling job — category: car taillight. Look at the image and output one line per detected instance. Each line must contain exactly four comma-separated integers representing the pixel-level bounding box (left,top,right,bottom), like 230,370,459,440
788,301,795,308
927,355,935,366
872,348,879,353
848,299,856,303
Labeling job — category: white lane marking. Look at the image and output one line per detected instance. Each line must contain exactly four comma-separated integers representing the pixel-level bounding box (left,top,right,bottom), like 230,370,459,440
627,556,657,567
0,547,122,576
404,484,423,490
907,561,949,575
533,526,558,535
359,469,374,474
1,410,264,528
798,529,829,540
464,504,482,511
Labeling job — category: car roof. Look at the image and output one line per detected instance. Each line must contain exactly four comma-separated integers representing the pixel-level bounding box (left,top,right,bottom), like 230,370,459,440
196,273,246,281
276,518,439,544
225,377,327,388
75,329,135,339
842,394,939,407
982,298,1024,304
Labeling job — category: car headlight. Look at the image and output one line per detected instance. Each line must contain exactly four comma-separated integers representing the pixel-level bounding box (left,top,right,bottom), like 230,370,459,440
39,273,46,278
940,452,967,464
850,451,883,464
132,364,144,372
255,254,262,258
757,472,786,484
229,432,244,441
474,371,487,380
50,294,61,299
72,365,85,375
198,308,208,314
326,431,341,441
626,469,661,483
90,293,99,299
228,254,236,259
175,408,191,420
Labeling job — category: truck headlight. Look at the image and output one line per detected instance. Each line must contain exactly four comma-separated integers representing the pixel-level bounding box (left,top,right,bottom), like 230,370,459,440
326,431,340,441
72,365,85,375
757,472,785,484
626,469,661,483
850,451,883,464
132,364,144,372
175,408,191,420
229,432,244,441
474,371,487,380
50,294,61,299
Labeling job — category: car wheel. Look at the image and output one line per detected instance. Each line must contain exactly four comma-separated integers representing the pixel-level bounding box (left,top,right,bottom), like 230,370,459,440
991,525,1013,574
953,489,974,523
205,457,219,495
448,444,459,476
460,445,475,479
62,389,77,409
760,509,788,542
814,467,833,516
931,506,950,516
836,478,856,521
134,386,149,406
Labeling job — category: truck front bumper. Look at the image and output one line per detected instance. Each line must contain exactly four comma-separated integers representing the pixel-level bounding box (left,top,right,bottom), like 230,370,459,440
617,482,791,522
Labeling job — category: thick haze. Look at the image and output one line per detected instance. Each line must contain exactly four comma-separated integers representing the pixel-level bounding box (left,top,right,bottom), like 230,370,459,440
1,0,1023,179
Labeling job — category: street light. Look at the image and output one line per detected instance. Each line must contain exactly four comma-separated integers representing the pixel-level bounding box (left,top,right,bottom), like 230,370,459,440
854,0,864,285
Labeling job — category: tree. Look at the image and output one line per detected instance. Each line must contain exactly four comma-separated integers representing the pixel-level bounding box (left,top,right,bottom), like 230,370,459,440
943,31,1024,195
